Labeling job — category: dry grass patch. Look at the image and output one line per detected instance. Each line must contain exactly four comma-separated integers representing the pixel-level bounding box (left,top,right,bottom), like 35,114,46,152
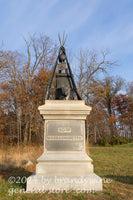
0,144,43,170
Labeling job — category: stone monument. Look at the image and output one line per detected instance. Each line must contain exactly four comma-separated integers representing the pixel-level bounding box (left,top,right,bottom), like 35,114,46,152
26,44,102,192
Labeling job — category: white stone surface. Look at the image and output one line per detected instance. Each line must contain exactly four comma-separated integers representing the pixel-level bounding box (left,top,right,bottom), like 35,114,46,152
26,100,102,192
23,160,33,167
27,174,102,192
36,153,93,176
38,100,92,120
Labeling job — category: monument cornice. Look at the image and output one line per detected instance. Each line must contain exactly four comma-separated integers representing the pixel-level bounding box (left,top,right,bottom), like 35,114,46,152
38,100,92,120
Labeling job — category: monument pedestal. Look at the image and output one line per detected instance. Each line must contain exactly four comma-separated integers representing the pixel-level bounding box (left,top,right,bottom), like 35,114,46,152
27,100,102,192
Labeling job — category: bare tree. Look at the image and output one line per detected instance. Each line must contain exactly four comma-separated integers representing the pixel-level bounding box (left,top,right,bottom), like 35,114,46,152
21,34,56,144
0,34,56,145
76,49,116,102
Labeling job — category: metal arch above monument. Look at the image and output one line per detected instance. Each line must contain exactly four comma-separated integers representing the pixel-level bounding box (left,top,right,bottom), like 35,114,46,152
45,45,82,100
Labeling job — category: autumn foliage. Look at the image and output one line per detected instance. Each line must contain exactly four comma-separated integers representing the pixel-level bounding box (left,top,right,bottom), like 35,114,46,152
0,35,56,145
0,35,133,146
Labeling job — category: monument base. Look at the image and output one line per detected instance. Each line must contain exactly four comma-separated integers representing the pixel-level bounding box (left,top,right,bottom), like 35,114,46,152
26,100,103,192
26,174,102,192
26,153,102,192
36,153,94,176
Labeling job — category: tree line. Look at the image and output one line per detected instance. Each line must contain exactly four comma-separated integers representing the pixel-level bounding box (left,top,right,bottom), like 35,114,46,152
0,34,132,146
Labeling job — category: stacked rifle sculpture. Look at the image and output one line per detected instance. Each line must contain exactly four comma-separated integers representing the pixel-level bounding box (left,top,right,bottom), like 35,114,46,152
45,45,81,100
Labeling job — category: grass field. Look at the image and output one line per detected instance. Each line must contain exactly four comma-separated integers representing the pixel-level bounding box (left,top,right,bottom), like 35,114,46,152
0,143,133,200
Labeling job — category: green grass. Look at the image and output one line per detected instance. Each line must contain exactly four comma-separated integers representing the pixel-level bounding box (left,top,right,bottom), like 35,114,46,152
0,143,133,200
115,142,133,148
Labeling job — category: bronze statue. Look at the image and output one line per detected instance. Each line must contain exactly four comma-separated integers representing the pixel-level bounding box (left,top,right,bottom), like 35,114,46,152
45,37,81,100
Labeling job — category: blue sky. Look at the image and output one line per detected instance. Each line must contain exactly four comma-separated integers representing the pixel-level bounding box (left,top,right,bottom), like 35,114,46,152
0,0,133,82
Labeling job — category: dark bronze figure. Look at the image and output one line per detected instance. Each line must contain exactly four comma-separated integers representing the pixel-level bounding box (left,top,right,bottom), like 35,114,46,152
45,45,81,100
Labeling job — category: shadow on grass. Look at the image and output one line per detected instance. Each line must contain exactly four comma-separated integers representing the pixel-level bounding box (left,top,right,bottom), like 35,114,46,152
0,164,33,190
106,175,133,185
